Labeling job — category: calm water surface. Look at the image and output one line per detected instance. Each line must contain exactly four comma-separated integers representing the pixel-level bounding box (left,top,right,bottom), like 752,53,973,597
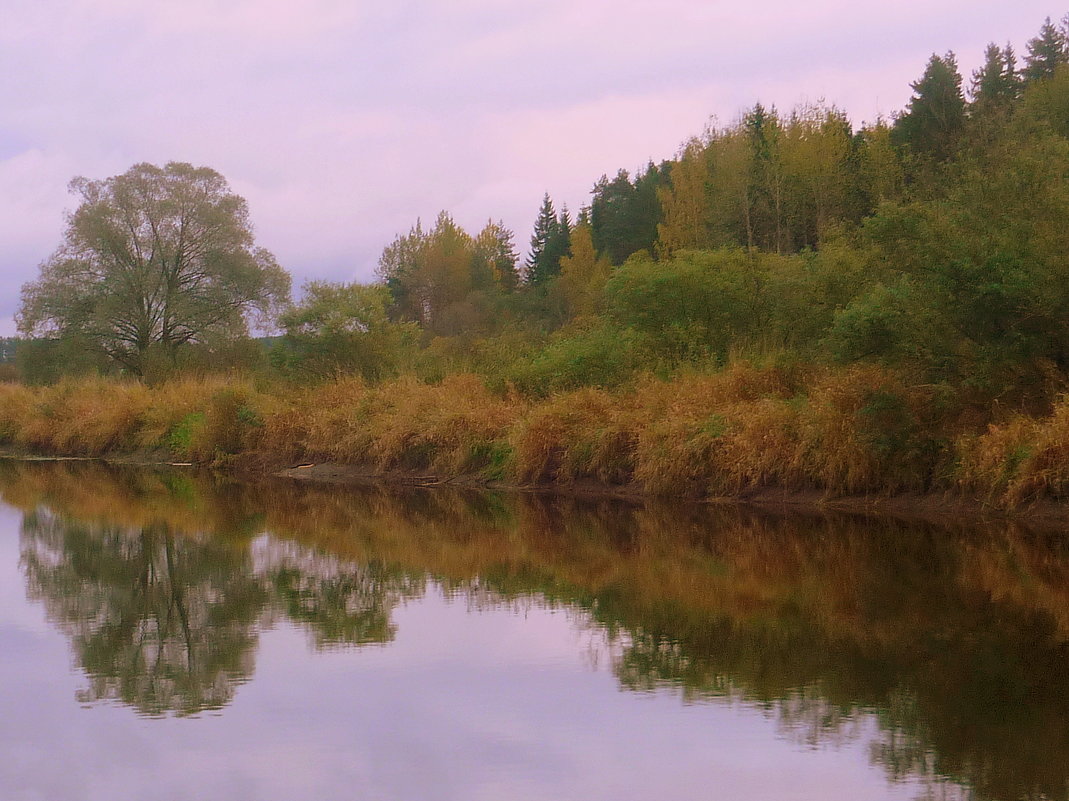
1,459,1067,801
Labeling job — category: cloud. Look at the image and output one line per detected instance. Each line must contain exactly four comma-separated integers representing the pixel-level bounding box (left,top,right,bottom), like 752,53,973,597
0,0,1059,335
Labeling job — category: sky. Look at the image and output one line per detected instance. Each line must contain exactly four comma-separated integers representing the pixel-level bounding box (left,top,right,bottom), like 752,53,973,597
0,0,1064,336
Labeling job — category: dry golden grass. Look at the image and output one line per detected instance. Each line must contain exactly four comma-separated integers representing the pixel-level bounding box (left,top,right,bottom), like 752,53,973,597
4,378,153,455
956,417,1039,502
0,382,36,445
1003,399,1069,505
263,374,522,473
623,367,805,495
360,374,520,473
796,365,935,494
0,364,1041,501
958,396,1069,506
134,376,241,451
509,387,634,484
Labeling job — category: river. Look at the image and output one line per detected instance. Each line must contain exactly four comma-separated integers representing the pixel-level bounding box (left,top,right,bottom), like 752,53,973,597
0,459,1066,801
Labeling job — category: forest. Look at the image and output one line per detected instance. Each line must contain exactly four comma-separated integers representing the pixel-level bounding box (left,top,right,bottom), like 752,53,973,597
5,16,1069,507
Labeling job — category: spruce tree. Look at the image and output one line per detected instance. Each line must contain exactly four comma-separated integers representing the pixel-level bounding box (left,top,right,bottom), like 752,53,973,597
590,170,635,264
526,194,564,285
971,43,1020,107
893,52,965,162
542,206,572,279
590,166,668,264
1023,16,1068,84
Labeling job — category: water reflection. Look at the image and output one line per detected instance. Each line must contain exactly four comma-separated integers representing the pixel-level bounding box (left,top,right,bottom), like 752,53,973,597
2,459,1068,801
256,540,423,649
21,511,263,716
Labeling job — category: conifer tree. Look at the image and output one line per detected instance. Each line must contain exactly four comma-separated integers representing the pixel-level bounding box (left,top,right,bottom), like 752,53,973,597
1023,16,1068,84
543,206,573,278
971,43,1020,107
630,162,669,257
525,194,556,284
590,170,636,264
893,52,965,162
590,166,668,263
526,195,570,284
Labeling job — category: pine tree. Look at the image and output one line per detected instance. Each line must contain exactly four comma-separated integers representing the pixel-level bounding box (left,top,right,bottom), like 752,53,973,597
745,103,788,252
971,43,1020,107
1023,16,1068,84
526,194,569,285
893,52,966,162
542,206,572,279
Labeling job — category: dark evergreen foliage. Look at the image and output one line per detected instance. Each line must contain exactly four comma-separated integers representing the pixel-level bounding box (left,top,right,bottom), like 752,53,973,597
893,52,966,162
971,43,1021,107
1023,16,1068,83
525,195,572,284
590,164,670,264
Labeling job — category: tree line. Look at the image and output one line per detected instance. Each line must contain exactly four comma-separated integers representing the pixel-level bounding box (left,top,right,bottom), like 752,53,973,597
14,14,1069,416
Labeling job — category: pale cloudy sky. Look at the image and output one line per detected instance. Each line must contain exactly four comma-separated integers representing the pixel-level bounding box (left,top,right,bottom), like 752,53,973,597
0,0,1062,335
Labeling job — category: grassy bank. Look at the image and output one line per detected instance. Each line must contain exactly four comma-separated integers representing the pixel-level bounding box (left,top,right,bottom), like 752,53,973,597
4,367,1069,509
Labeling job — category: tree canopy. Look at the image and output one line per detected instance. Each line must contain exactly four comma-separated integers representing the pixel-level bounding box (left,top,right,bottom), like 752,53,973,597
18,162,290,376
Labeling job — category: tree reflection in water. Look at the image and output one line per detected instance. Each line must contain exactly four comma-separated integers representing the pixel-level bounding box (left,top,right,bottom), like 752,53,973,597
18,502,423,717
21,511,265,716
253,539,423,649
3,459,1069,800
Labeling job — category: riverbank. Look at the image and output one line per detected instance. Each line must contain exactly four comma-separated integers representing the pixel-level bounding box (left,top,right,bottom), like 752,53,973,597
4,369,1069,521
3,448,1069,533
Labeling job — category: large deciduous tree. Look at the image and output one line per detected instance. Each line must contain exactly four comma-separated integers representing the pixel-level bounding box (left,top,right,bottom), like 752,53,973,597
18,162,291,376
656,139,712,257
559,221,611,317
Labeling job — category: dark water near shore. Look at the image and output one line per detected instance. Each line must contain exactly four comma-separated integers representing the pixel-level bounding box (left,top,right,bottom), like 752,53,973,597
1,460,1067,801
